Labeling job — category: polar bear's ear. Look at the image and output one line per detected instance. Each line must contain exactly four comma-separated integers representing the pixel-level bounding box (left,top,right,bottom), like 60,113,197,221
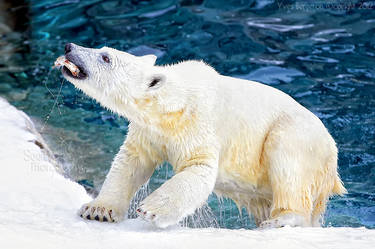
139,54,157,66
146,73,166,90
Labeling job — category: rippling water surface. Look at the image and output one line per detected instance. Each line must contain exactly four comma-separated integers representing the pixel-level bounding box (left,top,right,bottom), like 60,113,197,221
0,0,374,229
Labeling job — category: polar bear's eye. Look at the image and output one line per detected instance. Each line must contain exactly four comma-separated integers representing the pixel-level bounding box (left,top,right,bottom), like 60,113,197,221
102,55,110,63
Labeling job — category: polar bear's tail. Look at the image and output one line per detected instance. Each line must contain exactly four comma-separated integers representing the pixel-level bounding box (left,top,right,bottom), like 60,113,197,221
327,141,347,196
332,175,347,196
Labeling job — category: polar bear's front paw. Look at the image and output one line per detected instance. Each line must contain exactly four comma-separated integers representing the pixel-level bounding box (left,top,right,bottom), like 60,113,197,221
136,195,180,228
78,201,123,223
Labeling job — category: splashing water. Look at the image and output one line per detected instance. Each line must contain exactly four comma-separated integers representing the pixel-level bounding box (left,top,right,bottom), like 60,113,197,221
181,204,219,228
128,183,151,219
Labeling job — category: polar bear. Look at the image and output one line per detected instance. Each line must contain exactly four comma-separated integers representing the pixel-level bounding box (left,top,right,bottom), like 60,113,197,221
59,43,346,228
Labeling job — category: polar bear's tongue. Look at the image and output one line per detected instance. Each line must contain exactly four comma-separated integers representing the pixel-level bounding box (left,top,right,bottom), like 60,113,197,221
53,55,80,76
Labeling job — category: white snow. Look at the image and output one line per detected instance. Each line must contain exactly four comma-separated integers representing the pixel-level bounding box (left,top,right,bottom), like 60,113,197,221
0,97,374,249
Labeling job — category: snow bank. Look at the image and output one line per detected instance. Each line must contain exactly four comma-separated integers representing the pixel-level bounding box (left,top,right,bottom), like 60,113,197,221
0,97,374,249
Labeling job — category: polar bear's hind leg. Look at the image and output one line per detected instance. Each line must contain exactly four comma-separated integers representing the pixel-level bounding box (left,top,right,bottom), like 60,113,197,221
259,117,317,228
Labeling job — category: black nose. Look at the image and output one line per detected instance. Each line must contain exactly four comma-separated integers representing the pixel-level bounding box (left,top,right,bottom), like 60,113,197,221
65,43,73,54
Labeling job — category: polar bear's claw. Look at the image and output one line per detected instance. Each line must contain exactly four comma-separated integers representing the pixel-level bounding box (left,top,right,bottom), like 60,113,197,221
78,202,122,223
136,205,159,225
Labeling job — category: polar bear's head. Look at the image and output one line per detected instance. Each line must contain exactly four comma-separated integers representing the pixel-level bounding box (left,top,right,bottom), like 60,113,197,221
61,43,187,125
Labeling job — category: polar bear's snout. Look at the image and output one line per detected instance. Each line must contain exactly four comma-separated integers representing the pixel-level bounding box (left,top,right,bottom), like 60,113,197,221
62,43,88,80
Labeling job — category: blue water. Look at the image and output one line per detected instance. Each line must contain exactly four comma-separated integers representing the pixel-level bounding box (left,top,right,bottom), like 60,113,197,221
0,0,374,229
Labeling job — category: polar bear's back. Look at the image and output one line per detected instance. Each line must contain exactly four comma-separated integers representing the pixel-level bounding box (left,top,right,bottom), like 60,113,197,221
216,75,304,118
172,61,333,148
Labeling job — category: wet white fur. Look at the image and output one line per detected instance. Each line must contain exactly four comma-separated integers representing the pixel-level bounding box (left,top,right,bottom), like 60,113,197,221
63,44,346,228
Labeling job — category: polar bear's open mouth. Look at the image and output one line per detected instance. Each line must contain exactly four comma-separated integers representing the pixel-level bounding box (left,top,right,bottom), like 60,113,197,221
54,55,87,80
62,64,87,79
